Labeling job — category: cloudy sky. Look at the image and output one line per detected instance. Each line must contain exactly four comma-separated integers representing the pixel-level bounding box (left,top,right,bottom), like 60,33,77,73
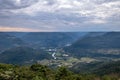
0,0,120,32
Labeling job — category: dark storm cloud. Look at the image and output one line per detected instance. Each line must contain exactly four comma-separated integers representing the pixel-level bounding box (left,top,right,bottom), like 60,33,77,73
0,0,39,9
0,0,120,31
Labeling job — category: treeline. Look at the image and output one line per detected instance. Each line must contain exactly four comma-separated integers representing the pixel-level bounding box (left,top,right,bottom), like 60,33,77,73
0,63,120,80
70,61,120,76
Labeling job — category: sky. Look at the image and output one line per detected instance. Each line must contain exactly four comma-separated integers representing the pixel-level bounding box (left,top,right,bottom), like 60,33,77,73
0,0,120,32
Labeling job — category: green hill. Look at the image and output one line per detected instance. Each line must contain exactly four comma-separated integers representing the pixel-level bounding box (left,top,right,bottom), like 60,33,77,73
64,32,120,58
0,32,24,51
0,46,52,65
21,32,86,48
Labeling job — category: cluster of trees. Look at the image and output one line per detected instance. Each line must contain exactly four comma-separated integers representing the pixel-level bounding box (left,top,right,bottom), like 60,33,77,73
0,63,120,80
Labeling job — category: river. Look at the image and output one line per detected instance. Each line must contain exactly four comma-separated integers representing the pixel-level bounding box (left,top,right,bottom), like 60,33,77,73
52,52,56,59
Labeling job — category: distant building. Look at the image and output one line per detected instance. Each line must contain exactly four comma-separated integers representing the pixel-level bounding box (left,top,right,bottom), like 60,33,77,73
62,54,69,57
47,48,57,52
65,44,71,46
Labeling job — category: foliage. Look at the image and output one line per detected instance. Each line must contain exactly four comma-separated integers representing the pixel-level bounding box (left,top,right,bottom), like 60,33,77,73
64,32,120,58
0,63,120,80
0,47,52,65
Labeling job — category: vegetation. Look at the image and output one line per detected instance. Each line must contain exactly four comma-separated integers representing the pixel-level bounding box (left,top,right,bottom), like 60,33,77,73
64,32,120,58
70,61,120,75
0,32,120,80
0,32,24,51
0,63,120,80
21,32,86,48
0,46,52,65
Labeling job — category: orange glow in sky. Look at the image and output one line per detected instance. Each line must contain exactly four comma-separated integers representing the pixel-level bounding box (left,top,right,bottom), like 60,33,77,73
0,26,38,32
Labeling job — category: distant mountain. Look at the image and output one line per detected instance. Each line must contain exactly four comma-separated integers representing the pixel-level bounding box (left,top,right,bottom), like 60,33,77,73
0,32,25,51
0,46,52,65
21,32,87,48
64,32,120,58
4,32,87,48
83,32,106,37
6,32,28,38
69,32,120,49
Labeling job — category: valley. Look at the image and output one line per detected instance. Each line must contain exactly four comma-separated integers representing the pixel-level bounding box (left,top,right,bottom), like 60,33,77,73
37,49,120,69
0,32,120,80
0,0,120,79
0,32,120,71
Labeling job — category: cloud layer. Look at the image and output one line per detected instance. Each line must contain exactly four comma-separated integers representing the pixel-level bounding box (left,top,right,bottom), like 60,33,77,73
0,0,120,31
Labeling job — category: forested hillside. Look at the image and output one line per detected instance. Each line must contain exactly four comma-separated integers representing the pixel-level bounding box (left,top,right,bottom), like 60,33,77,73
0,61,120,80
64,32,120,58
0,46,51,65
21,32,86,48
0,32,25,51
